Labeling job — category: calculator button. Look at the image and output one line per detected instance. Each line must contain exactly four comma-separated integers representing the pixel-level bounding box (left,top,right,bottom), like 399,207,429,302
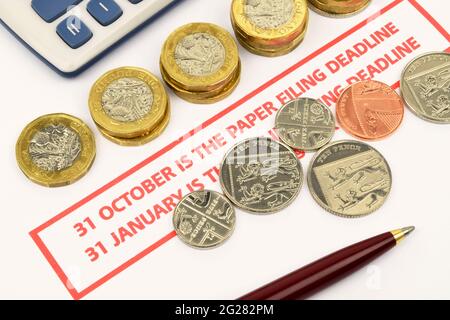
56,16,93,49
128,0,143,4
31,0,83,23
87,0,123,26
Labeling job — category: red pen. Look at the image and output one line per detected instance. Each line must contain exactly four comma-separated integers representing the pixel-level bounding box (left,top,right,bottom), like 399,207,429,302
239,226,415,300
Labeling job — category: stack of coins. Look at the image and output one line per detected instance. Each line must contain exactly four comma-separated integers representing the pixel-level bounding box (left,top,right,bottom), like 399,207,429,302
160,23,241,104
89,67,170,146
308,0,371,17
231,0,309,57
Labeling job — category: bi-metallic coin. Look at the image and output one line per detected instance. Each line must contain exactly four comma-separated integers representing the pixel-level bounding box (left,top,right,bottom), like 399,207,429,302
308,0,371,17
16,113,96,187
89,67,168,138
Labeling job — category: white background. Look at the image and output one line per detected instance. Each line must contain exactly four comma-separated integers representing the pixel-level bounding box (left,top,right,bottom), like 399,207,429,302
0,0,449,299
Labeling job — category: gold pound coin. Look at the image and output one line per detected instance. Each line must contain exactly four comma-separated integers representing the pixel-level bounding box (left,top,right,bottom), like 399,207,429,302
161,60,241,104
160,23,240,93
98,104,171,146
89,67,168,139
231,0,308,56
308,0,371,17
234,19,308,57
16,113,96,187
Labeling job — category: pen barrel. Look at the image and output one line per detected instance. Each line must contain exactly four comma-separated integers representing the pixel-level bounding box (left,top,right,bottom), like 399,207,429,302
239,232,396,300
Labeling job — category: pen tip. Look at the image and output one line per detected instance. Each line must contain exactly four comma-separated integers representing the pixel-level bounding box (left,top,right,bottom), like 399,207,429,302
391,226,415,244
402,226,415,235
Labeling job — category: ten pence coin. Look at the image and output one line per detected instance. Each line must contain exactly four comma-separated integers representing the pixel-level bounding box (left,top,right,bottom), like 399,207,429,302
307,140,392,218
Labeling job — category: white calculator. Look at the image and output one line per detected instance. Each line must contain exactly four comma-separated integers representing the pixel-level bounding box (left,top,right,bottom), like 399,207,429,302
0,0,178,76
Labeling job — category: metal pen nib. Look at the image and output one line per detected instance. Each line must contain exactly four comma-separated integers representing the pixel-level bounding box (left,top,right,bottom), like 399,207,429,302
391,226,415,244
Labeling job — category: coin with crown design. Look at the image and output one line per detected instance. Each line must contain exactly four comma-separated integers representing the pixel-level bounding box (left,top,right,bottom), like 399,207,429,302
275,98,335,151
173,190,236,249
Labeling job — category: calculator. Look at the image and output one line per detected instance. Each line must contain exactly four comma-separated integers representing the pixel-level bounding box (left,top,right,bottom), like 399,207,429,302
0,0,178,76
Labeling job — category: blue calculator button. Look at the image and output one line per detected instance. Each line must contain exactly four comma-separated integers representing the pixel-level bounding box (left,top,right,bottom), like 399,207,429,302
87,0,123,26
32,0,83,23
128,0,143,4
56,16,93,49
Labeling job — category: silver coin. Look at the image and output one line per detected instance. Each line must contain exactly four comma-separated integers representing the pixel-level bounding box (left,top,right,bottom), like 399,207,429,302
220,137,303,214
275,98,335,151
29,124,82,172
244,0,295,29
175,33,225,76
401,52,450,124
173,190,236,249
307,140,392,218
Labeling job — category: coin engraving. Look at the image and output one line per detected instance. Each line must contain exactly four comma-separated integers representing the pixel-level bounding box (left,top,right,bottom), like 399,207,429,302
90,67,167,139
161,23,239,97
101,77,153,122
308,140,391,217
276,98,335,151
175,33,226,76
337,80,404,140
29,124,81,172
244,0,295,29
16,113,96,187
173,190,235,249
401,52,450,123
220,137,303,214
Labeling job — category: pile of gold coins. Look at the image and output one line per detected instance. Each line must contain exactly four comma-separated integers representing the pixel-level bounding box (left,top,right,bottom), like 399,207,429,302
308,0,371,17
231,0,309,57
88,67,171,146
160,23,241,104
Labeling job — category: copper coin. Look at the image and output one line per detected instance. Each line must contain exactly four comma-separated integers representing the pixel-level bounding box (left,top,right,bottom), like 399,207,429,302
336,80,404,140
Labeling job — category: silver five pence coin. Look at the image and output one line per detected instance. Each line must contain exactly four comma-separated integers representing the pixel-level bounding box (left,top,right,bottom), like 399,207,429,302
173,190,236,249
275,97,335,151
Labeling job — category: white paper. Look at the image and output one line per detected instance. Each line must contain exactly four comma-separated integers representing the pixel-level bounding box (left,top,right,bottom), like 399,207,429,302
0,0,449,299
